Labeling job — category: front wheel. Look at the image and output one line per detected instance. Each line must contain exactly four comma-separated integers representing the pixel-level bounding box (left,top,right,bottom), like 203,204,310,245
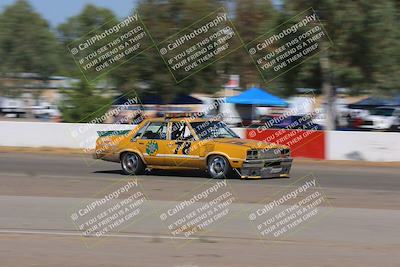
207,155,232,179
121,152,145,175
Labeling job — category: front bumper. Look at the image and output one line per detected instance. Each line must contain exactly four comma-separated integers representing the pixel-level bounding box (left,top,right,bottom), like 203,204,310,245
239,158,293,179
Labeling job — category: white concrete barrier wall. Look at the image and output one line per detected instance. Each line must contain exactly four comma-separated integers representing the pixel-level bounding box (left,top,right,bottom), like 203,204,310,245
0,121,135,149
327,131,400,162
0,122,246,150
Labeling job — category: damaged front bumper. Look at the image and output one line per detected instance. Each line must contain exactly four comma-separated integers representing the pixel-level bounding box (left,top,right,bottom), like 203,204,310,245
238,158,293,179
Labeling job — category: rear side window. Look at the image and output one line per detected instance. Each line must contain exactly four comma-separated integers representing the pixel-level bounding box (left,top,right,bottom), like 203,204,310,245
132,123,148,139
142,122,167,140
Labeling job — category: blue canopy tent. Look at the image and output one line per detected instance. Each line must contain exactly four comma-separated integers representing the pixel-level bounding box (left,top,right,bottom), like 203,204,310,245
226,87,288,107
226,87,288,123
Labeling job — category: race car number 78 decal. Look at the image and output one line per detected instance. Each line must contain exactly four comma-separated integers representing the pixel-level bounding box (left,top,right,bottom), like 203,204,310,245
174,141,191,154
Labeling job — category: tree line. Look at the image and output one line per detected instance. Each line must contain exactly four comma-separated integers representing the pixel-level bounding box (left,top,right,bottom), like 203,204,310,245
0,0,399,121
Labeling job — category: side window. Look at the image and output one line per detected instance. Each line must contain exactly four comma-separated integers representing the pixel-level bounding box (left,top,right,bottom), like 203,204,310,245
142,122,167,140
171,122,193,141
132,123,147,140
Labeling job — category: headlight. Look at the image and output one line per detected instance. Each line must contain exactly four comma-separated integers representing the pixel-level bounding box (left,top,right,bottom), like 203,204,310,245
247,150,259,159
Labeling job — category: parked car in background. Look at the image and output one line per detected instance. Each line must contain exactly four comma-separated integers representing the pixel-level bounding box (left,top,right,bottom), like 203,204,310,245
0,97,26,117
31,103,60,119
359,106,400,131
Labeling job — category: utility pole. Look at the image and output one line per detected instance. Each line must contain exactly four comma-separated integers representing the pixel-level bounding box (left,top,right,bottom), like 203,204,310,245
320,40,335,130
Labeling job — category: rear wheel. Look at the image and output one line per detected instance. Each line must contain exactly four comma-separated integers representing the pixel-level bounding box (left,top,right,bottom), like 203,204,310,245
121,152,145,175
207,155,232,179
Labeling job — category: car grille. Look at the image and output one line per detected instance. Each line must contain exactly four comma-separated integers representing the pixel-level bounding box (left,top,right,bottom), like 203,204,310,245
247,148,290,160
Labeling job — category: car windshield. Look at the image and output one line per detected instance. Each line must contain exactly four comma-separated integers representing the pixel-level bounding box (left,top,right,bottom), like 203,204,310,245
369,108,395,116
191,121,239,139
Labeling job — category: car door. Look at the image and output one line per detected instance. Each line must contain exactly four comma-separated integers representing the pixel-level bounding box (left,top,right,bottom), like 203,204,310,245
165,121,202,168
135,121,168,166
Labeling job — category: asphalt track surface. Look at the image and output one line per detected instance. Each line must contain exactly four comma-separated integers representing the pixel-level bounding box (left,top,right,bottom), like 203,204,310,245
0,152,399,267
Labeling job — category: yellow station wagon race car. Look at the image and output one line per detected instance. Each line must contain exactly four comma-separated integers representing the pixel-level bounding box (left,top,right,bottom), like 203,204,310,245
94,115,293,179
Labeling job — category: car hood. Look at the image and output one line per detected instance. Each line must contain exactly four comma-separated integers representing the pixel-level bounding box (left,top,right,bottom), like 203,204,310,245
211,138,288,150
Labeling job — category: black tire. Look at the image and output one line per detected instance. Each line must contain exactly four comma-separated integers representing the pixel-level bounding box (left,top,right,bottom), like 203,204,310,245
120,152,145,175
207,155,232,179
